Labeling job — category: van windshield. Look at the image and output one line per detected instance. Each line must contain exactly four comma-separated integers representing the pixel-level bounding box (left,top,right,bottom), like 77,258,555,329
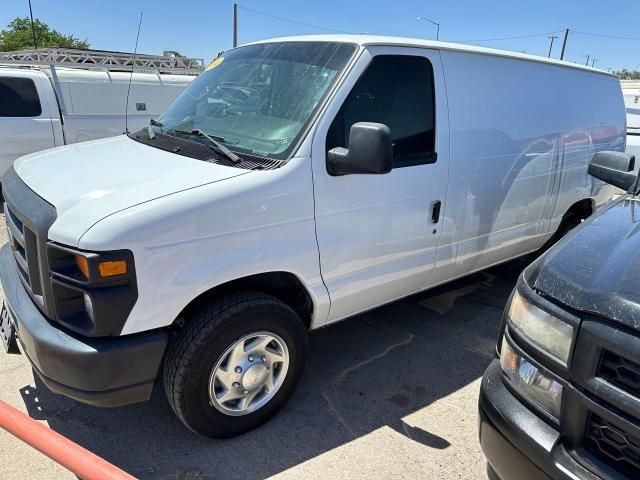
157,41,357,160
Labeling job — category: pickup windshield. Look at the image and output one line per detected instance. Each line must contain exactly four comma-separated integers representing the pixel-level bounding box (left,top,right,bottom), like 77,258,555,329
157,41,357,159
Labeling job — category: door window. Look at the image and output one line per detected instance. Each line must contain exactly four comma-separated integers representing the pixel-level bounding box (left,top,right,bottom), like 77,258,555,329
327,55,436,167
0,77,42,117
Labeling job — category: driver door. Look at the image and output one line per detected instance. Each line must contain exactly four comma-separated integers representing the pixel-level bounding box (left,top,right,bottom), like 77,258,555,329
311,46,451,325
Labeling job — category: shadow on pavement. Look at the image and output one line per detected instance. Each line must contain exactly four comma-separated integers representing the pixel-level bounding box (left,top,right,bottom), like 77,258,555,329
18,257,528,480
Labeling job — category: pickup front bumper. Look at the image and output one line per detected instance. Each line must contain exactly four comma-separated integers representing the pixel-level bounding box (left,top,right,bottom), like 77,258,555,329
0,243,168,407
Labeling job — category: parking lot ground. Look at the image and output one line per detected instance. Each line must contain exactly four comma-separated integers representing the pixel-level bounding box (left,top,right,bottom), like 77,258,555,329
0,213,528,480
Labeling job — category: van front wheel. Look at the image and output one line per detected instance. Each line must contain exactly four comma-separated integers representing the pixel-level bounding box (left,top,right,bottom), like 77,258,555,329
163,292,308,438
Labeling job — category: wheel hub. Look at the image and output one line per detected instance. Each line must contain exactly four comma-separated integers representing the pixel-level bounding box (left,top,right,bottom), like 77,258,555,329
208,331,290,416
241,363,269,391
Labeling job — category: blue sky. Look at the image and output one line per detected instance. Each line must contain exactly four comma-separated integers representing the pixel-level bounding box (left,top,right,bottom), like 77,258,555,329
3,1,640,70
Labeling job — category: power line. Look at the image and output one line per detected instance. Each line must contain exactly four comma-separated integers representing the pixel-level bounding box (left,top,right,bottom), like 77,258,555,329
237,4,351,34
450,30,564,43
572,30,640,41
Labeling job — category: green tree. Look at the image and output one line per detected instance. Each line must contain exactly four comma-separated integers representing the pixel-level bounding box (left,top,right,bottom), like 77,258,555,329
613,69,640,80
0,17,89,51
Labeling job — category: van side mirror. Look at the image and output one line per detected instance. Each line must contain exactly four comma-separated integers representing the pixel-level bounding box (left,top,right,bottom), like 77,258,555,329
327,122,393,176
588,151,637,191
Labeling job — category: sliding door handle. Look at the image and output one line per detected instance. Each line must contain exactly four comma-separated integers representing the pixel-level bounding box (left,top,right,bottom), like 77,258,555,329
431,200,442,224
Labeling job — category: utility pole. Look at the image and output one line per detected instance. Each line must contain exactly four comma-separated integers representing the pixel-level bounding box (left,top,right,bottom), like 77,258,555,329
28,0,38,50
560,28,570,60
547,35,558,58
585,54,590,66
233,2,238,48
591,58,597,68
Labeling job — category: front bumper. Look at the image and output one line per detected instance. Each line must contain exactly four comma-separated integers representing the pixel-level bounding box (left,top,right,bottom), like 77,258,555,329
0,243,168,407
479,359,599,480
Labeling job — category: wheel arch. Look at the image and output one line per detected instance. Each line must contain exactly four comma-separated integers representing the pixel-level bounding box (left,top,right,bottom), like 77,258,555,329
543,197,595,250
563,197,594,221
173,271,315,330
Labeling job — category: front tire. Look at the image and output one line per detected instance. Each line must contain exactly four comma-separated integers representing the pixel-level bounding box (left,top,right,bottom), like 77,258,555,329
163,292,308,438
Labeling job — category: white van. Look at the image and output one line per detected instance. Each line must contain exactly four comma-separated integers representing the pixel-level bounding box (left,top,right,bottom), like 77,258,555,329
0,36,625,438
622,80,640,159
0,64,194,176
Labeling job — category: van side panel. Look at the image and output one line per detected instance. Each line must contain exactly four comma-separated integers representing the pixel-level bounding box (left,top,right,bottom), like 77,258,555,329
53,70,192,143
0,70,56,177
547,73,625,230
433,51,624,282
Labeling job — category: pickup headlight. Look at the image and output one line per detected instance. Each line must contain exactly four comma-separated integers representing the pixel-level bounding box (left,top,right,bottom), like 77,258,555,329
507,290,575,364
501,339,563,419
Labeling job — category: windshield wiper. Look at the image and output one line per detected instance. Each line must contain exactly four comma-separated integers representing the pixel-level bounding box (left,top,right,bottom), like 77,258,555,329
169,129,241,164
191,129,241,164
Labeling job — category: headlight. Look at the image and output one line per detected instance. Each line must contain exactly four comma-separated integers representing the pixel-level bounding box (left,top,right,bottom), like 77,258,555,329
508,290,575,364
501,339,563,419
48,244,137,337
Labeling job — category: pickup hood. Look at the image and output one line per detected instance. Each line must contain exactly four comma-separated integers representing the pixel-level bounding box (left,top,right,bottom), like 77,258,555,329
528,197,640,331
14,135,248,246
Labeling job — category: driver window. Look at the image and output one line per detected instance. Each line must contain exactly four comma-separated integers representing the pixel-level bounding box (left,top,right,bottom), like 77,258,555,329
326,55,436,168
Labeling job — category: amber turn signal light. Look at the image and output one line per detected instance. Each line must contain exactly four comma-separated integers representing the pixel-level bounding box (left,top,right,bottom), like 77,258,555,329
75,255,90,279
75,256,127,279
98,260,127,277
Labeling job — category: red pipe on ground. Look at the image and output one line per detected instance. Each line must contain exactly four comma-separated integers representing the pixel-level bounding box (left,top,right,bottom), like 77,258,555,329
0,399,137,480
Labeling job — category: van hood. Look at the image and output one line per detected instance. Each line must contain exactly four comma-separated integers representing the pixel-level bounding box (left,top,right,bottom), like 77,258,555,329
527,197,640,332
14,135,248,246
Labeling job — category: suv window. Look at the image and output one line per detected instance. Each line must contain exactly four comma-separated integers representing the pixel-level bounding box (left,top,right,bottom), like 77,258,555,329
327,55,436,167
0,77,42,117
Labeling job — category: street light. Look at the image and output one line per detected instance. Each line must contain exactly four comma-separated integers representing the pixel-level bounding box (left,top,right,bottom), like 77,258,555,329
417,16,440,40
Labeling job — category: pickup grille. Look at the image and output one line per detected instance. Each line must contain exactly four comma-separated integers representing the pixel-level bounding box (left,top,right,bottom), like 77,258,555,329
565,320,640,479
586,414,640,478
599,351,640,399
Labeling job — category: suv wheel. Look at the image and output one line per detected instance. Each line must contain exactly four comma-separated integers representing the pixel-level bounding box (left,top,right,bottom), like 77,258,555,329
163,292,308,438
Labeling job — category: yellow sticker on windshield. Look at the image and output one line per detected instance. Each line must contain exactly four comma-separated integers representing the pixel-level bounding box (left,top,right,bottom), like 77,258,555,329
205,57,224,71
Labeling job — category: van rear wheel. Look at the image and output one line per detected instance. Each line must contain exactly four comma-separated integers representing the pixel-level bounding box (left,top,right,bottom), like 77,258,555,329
163,292,308,438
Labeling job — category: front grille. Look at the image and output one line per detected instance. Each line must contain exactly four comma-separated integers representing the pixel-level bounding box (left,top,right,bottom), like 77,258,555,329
2,167,57,319
5,203,43,302
586,414,640,478
599,351,640,399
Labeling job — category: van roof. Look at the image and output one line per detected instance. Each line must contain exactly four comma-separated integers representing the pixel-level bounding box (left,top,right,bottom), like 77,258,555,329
246,34,617,77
